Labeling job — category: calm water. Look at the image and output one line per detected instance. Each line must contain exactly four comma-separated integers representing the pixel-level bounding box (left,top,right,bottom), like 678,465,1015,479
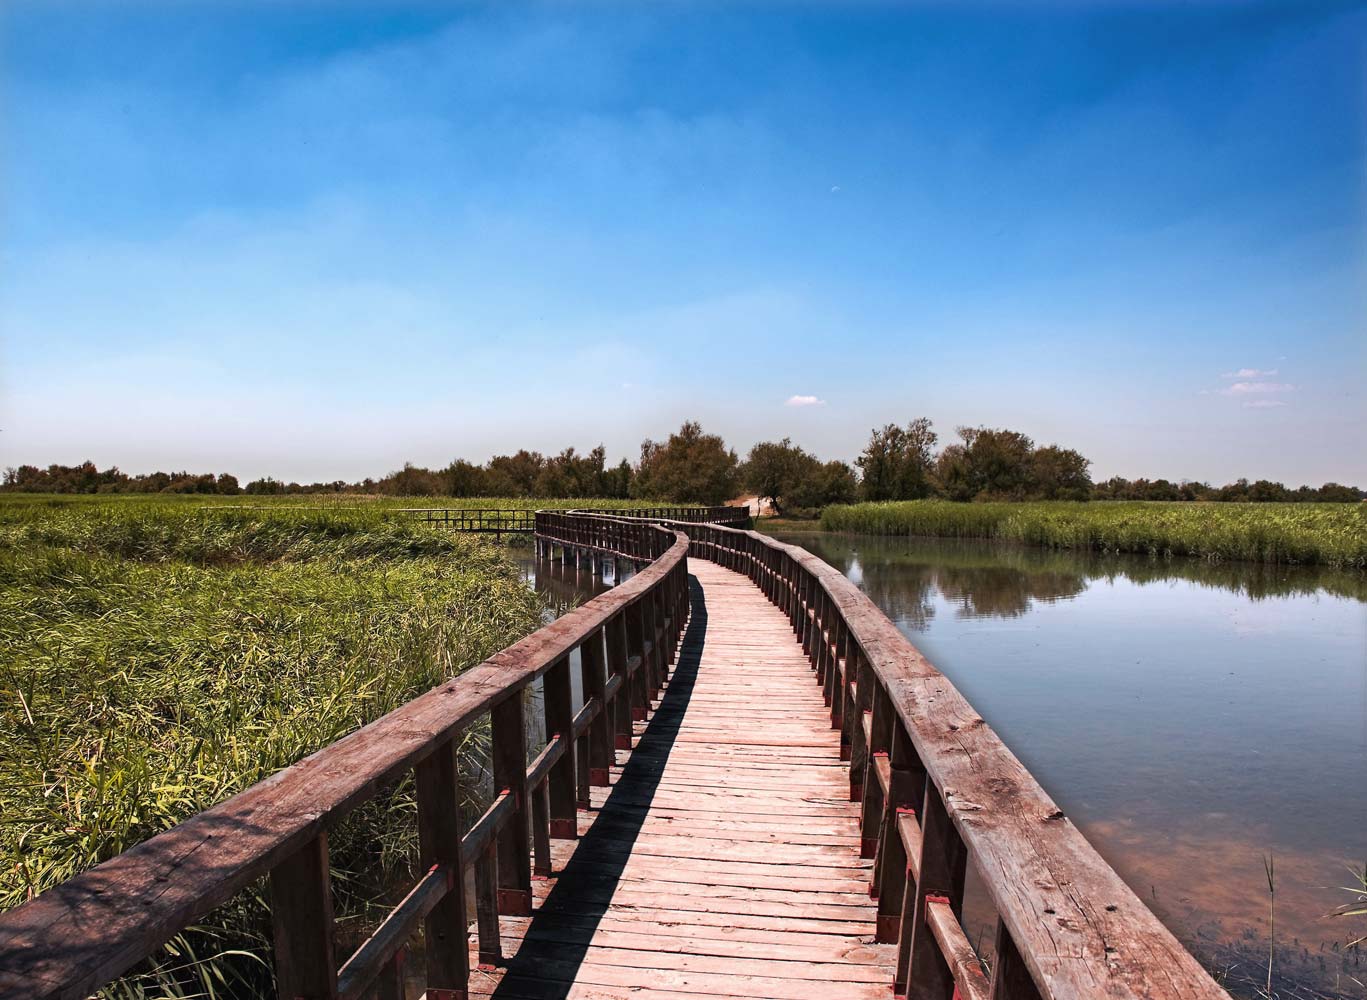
773,530,1366,997
515,538,1366,996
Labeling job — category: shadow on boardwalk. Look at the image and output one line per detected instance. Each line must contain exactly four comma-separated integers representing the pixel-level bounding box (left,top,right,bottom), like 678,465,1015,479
491,574,708,998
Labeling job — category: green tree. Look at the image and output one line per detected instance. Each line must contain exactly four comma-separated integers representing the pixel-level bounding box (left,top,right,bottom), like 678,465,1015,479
790,460,859,510
634,421,739,505
1029,445,1092,501
856,418,937,501
937,427,1036,500
743,438,811,515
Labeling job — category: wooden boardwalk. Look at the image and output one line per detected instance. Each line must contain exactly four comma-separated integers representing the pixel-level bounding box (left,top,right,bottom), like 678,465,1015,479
0,513,1228,1000
471,560,895,999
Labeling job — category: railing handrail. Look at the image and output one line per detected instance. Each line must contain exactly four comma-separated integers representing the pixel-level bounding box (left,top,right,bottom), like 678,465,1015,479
0,517,690,1000
662,518,1224,1000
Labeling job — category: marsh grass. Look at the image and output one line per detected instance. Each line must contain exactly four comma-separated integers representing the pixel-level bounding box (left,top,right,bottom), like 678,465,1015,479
819,501,1366,568
0,498,544,995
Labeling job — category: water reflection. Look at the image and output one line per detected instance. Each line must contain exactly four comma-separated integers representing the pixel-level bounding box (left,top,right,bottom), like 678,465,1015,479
774,530,1367,999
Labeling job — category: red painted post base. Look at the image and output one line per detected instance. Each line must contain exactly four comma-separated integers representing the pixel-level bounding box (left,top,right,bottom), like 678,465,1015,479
615,734,632,750
839,742,852,762
850,779,862,802
631,707,648,721
549,819,578,839
496,888,532,916
876,913,901,943
861,837,878,859
589,767,611,786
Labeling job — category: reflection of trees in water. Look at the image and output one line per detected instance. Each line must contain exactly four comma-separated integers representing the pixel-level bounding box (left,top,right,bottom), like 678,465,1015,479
937,566,1086,618
782,532,1366,626
850,551,1084,622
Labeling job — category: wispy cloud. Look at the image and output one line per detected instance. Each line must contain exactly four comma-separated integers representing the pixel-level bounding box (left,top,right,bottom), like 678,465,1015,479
1222,367,1279,378
1243,399,1287,409
785,394,826,408
1220,381,1294,396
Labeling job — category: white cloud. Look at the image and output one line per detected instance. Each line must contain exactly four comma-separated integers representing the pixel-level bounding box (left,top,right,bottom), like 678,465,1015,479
1243,399,1287,409
785,395,826,408
1222,368,1279,378
1220,381,1294,396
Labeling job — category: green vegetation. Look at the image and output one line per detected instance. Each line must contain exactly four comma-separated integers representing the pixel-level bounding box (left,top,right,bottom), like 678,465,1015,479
742,438,857,516
0,497,547,994
818,500,1367,568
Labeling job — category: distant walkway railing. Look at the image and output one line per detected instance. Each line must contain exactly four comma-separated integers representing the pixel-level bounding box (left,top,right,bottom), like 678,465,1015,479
399,504,751,534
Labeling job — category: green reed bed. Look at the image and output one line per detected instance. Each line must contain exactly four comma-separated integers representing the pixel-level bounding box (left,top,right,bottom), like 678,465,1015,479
819,500,1367,568
0,498,545,995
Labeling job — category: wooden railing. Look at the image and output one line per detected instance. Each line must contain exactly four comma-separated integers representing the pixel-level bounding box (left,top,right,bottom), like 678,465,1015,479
668,518,1226,1000
570,505,752,528
397,508,537,533
399,505,751,533
0,511,1225,1000
0,517,689,1000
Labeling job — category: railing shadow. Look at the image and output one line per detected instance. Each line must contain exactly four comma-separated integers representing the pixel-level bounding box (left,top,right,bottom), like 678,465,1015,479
490,574,708,997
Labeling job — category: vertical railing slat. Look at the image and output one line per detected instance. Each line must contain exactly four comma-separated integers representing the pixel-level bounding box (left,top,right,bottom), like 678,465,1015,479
491,693,532,915
415,738,469,998
544,655,577,839
270,834,338,1000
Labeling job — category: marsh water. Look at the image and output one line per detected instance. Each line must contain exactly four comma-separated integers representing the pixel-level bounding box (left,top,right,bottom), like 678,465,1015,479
517,537,1366,997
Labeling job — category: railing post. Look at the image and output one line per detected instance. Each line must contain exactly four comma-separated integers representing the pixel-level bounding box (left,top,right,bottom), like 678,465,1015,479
629,601,650,720
491,693,532,915
990,919,1045,999
828,615,846,731
860,682,894,859
474,841,501,967
898,786,968,998
582,628,613,785
607,613,633,749
848,645,872,799
544,654,577,839
876,724,926,943
641,592,661,703
415,738,469,1000
270,834,337,1000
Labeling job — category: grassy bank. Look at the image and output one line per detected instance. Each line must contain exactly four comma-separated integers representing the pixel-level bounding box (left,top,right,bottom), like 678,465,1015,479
0,498,545,994
818,500,1366,568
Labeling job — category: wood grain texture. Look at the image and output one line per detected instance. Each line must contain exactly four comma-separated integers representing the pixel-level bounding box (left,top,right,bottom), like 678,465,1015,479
468,561,896,999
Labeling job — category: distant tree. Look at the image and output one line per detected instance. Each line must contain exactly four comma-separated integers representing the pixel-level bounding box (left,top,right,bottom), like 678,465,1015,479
743,438,809,515
215,473,242,495
1028,446,1092,501
486,450,544,496
790,460,859,510
379,463,443,496
856,418,937,501
442,460,487,498
603,459,634,499
245,476,285,495
1247,479,1289,502
634,421,739,505
1315,482,1362,503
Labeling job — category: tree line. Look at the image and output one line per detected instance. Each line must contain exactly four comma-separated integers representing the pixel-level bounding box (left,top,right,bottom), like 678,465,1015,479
4,417,1361,507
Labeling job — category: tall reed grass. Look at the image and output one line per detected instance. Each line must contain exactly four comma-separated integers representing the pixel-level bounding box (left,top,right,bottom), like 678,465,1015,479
0,499,545,995
818,501,1366,568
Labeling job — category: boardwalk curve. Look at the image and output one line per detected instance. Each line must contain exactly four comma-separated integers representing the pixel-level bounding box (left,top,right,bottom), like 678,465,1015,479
0,509,1228,1000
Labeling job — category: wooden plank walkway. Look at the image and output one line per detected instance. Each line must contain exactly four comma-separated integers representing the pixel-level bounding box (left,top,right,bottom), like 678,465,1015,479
469,559,895,1000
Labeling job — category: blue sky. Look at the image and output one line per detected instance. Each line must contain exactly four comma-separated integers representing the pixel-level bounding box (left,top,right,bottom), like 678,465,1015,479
2,1,1363,485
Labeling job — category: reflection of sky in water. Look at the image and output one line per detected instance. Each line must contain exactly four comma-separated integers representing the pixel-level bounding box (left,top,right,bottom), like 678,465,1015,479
775,532,1367,994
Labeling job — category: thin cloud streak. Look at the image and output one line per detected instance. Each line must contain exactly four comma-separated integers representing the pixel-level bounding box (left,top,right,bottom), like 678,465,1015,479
785,395,826,408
